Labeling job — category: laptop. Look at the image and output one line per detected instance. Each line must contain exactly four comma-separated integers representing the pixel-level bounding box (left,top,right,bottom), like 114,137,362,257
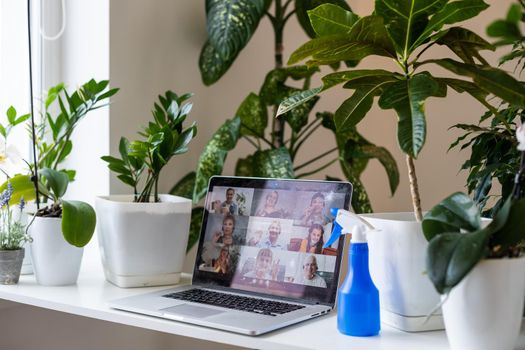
109,176,352,335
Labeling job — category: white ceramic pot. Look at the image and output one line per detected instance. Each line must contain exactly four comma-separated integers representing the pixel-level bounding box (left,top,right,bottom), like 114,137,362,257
360,212,443,332
442,256,525,350
95,194,192,288
29,216,84,286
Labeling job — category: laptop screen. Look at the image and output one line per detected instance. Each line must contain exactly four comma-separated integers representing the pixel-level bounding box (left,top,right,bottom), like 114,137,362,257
192,176,352,306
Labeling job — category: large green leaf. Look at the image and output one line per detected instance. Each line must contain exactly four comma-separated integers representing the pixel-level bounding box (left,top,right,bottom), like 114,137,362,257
259,69,292,106
237,93,267,137
487,4,523,45
427,58,525,108
490,198,525,253
199,40,238,86
344,142,399,196
378,73,440,157
427,229,488,294
376,0,447,58
277,69,399,116
61,200,96,247
335,75,399,131
251,148,294,178
234,149,294,178
169,172,196,200
426,198,511,294
0,175,37,205
308,3,358,37
283,92,320,132
40,168,69,199
339,162,373,213
194,117,241,202
320,111,398,208
277,87,322,116
435,27,494,65
412,0,489,50
295,0,352,38
206,0,266,60
422,192,482,242
437,77,494,112
288,15,395,66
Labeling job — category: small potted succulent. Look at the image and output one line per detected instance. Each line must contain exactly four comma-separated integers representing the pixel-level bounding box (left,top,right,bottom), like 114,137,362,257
423,125,525,350
0,183,31,285
97,90,197,288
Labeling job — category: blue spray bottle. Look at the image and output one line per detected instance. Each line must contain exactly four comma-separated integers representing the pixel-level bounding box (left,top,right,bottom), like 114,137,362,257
325,209,380,337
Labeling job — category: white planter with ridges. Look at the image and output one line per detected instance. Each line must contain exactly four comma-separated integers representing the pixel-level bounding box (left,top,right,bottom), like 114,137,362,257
442,256,525,350
360,212,443,332
30,216,83,286
95,194,192,288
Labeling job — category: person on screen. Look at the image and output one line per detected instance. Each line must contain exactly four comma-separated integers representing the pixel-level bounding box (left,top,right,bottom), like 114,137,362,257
296,255,327,288
298,192,328,226
243,248,279,281
256,220,285,250
255,190,288,218
213,246,231,274
221,188,238,215
299,223,324,254
201,214,236,267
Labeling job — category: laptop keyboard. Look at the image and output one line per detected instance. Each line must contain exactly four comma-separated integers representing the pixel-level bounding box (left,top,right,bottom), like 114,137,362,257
162,289,305,317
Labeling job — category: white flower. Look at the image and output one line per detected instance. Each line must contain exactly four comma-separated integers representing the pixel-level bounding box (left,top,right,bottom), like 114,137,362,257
517,122,525,151
0,142,25,179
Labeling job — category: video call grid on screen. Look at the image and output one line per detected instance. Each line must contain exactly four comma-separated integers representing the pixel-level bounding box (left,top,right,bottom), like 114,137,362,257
193,177,352,305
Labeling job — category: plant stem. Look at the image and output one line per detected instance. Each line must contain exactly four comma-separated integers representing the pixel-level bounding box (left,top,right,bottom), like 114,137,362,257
243,135,259,149
294,147,337,171
27,0,40,209
406,155,423,221
292,119,323,158
271,0,286,148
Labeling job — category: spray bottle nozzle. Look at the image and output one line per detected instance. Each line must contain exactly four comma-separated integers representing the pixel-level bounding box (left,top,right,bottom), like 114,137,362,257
323,208,377,248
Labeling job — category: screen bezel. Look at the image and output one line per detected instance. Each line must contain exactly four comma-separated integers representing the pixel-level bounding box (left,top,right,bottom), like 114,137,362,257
191,176,352,307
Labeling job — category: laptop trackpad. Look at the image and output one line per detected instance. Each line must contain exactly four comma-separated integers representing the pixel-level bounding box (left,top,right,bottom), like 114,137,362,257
162,304,225,319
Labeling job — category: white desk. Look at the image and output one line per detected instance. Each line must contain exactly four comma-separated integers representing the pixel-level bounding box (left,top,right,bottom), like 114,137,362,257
0,253,523,350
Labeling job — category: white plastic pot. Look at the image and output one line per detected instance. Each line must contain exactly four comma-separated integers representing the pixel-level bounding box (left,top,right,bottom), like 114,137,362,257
360,212,443,332
29,216,84,286
95,194,192,288
442,256,525,350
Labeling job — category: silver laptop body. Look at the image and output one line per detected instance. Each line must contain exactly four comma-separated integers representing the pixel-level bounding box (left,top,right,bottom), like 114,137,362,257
109,176,352,336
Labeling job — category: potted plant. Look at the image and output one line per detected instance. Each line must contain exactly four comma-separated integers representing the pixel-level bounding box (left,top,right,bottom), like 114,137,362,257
450,1,525,217
2,79,118,285
0,183,31,285
29,168,96,286
423,133,525,350
277,1,525,331
170,0,399,220
97,90,197,288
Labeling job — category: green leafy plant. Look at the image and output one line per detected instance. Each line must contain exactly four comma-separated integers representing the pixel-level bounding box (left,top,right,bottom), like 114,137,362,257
423,192,525,294
278,0,525,221
423,126,525,294
0,79,118,249
0,183,31,250
35,80,119,181
34,168,96,247
178,0,399,215
450,2,525,216
102,91,197,203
